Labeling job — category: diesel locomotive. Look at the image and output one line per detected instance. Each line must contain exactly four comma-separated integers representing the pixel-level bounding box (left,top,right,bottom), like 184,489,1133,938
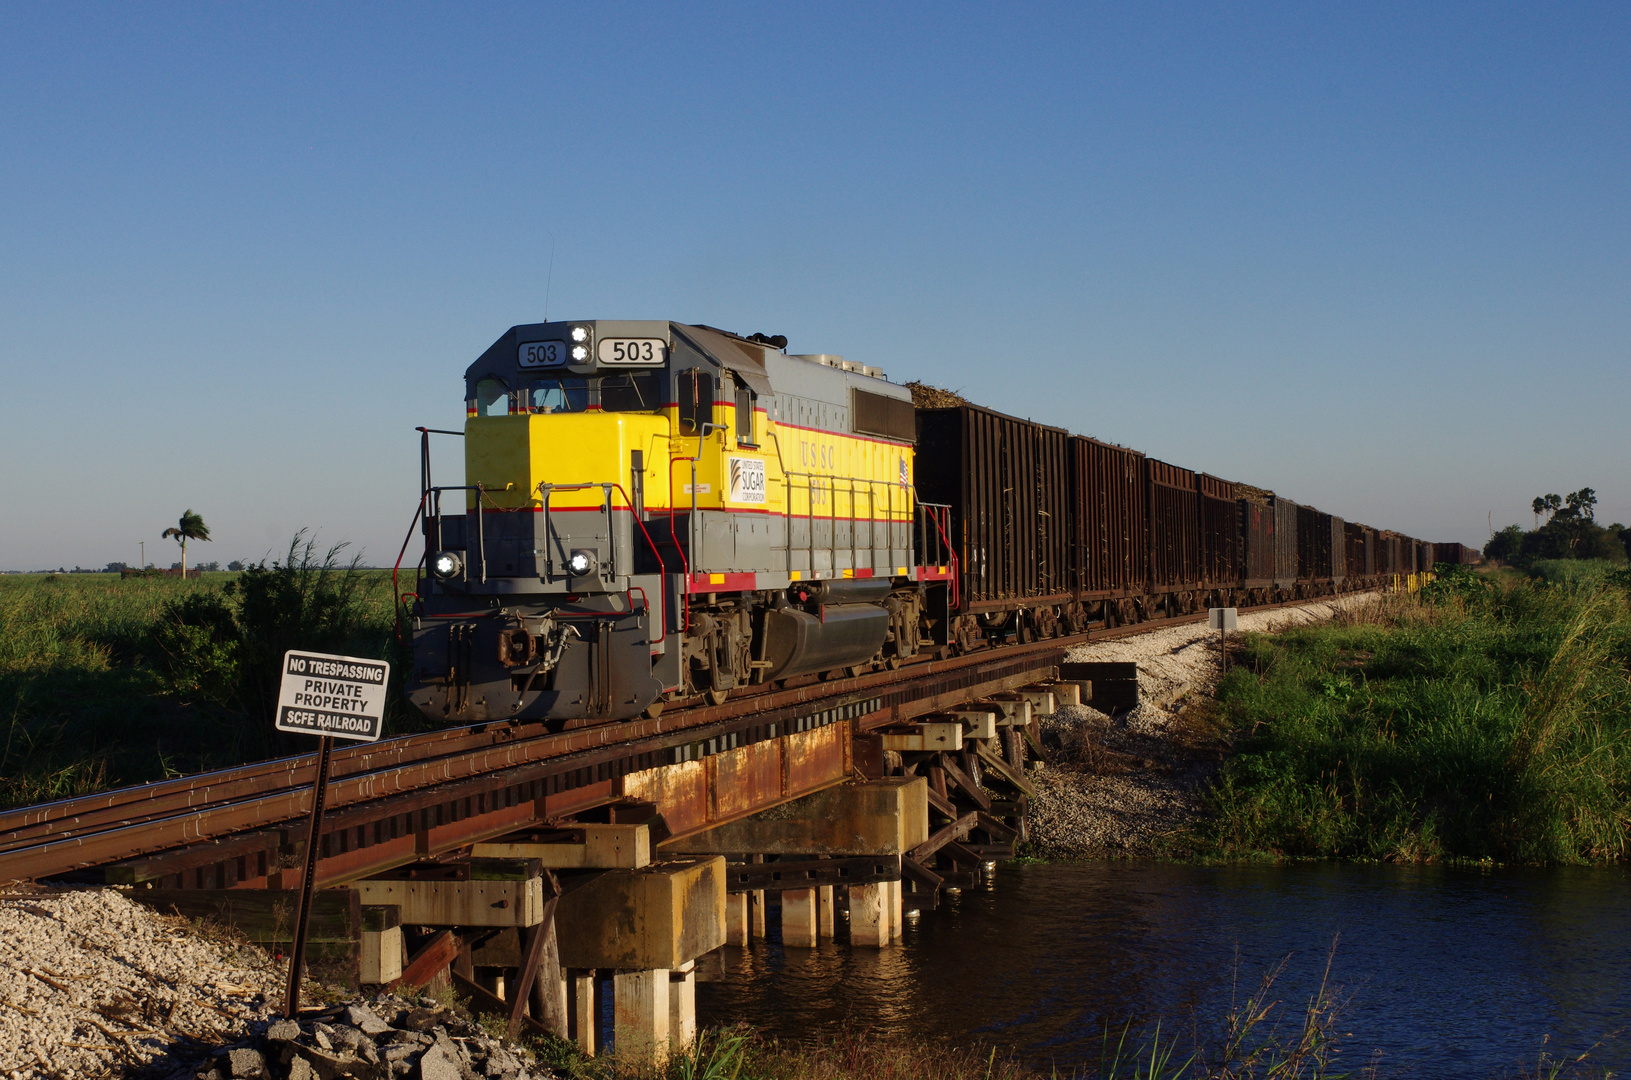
406,321,947,724
404,319,1437,727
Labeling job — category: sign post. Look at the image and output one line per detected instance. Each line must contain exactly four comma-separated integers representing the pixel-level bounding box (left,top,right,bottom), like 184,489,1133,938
1208,607,1238,674
275,649,390,1018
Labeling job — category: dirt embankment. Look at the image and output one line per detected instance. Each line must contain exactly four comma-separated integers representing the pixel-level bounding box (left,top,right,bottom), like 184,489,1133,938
1026,595,1378,858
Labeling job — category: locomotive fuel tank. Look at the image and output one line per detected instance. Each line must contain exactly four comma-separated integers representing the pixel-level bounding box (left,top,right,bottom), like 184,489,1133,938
759,578,894,680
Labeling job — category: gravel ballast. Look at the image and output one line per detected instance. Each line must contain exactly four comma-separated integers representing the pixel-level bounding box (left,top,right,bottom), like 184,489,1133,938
0,886,556,1079
1027,595,1378,857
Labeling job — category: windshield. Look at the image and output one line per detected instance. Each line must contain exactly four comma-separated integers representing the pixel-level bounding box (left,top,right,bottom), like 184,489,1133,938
527,377,590,413
523,373,662,414
598,372,662,412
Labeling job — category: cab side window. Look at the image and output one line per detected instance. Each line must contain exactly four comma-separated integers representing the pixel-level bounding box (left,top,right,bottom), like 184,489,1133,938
678,369,714,434
474,378,511,416
735,381,757,446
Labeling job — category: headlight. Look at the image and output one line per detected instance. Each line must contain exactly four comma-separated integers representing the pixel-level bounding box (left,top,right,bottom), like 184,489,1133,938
570,325,590,343
571,344,589,361
431,551,463,579
566,549,597,576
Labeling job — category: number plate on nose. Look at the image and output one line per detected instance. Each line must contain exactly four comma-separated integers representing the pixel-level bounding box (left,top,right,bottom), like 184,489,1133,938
519,341,567,367
597,338,667,365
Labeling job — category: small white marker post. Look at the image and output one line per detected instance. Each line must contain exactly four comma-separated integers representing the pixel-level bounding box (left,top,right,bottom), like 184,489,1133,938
274,650,390,1018
1208,607,1238,674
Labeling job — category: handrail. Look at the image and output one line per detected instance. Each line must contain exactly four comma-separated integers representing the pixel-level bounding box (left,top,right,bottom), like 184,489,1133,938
533,480,671,641
391,492,428,641
918,501,959,610
666,454,699,631
779,469,913,581
425,484,488,584
537,481,615,580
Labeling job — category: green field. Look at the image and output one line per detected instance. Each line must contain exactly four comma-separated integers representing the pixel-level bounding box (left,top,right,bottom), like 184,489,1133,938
1201,564,1631,864
0,539,430,810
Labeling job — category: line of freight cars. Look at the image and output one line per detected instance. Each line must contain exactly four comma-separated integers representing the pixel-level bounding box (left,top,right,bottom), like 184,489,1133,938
913,401,1439,651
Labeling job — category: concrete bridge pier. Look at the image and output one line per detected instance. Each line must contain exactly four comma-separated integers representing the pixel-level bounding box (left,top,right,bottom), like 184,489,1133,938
554,855,725,1062
567,969,596,1054
725,892,750,946
847,880,903,946
781,888,819,947
613,968,670,1064
663,777,925,950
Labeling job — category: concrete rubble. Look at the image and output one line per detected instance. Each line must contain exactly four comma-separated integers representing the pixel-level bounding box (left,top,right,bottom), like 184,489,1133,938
1028,595,1377,857
189,997,556,1080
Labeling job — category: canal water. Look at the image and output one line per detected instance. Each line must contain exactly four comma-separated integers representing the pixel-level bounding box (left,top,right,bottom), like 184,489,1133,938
695,861,1630,1077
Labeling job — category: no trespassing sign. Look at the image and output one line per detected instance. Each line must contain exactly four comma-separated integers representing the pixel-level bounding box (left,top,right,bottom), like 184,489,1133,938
274,650,390,743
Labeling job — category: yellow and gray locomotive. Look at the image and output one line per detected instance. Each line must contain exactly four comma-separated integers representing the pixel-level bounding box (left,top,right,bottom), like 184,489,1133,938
406,321,950,724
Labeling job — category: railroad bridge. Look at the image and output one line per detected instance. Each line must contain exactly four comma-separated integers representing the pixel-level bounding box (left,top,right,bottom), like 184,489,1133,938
0,629,1154,1062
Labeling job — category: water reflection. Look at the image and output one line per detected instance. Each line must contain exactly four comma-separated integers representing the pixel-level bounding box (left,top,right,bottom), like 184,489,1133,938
697,862,1631,1077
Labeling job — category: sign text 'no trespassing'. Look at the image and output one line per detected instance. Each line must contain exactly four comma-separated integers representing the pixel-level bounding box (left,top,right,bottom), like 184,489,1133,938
275,650,390,743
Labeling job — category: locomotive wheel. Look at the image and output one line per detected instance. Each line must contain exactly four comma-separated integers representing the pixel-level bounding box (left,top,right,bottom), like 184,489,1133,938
705,689,729,706
643,701,664,719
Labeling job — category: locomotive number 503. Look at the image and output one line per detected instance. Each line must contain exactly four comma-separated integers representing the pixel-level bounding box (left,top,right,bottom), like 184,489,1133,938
597,338,667,365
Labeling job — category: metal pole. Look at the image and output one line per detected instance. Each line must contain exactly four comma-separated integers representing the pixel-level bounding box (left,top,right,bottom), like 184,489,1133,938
285,735,334,1018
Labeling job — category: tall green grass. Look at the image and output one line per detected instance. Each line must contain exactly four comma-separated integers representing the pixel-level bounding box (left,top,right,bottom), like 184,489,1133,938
1201,568,1631,863
0,536,429,810
1526,558,1627,588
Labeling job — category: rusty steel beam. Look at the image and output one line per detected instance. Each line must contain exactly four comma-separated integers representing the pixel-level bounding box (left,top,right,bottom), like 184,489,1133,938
724,854,902,894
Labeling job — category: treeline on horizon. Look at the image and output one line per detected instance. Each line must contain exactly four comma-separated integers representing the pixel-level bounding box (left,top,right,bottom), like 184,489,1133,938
1485,486,1629,567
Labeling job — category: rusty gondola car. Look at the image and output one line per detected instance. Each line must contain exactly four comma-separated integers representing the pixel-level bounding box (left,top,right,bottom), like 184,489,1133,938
1068,435,1147,626
1433,542,1482,566
1239,493,1277,603
1197,474,1240,608
914,403,1075,648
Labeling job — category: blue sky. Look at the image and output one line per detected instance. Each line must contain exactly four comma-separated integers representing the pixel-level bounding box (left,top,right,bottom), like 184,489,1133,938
2,3,1626,570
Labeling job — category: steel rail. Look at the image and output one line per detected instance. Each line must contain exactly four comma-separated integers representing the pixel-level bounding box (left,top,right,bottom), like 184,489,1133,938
0,635,1073,881
0,591,1373,883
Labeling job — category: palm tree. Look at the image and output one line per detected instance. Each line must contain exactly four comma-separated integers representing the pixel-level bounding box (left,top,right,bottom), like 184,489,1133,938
162,510,211,579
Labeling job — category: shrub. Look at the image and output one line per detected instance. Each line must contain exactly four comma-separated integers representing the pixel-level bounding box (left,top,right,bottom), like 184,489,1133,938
152,590,242,704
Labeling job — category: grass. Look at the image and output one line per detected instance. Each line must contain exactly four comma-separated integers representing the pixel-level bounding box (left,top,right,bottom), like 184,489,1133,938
1525,559,1628,588
0,535,434,810
1199,567,1631,863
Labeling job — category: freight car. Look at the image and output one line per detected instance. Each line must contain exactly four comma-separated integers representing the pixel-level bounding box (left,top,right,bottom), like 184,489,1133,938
1433,542,1482,566
404,320,1434,727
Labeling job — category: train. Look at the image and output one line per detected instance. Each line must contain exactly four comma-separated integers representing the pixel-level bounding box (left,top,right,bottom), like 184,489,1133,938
403,320,1448,725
